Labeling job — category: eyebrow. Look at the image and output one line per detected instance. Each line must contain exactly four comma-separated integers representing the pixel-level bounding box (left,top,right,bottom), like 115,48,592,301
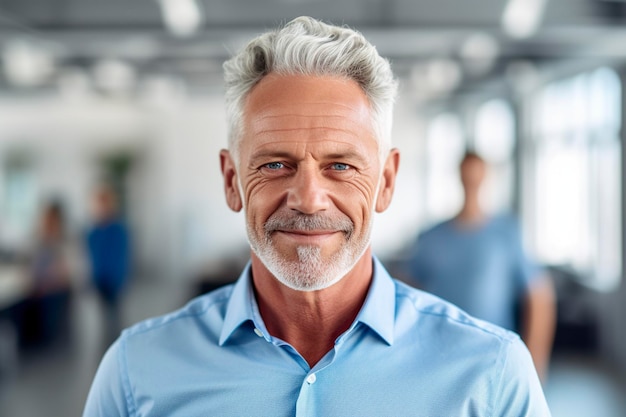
324,150,371,165
249,150,293,163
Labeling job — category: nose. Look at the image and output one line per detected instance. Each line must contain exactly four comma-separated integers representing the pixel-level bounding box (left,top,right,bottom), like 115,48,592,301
286,166,330,214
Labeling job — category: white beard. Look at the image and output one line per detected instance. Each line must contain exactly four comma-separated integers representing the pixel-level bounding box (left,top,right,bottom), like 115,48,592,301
247,211,371,291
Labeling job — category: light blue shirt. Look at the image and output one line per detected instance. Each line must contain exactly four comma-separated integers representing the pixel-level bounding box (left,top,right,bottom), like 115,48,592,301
83,257,550,416
405,215,541,331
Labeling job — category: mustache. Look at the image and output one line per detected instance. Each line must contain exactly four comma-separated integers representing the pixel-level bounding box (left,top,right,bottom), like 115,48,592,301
264,212,354,237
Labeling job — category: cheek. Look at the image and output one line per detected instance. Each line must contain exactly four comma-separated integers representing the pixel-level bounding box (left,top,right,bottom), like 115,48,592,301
351,176,379,207
333,178,379,225
244,180,285,222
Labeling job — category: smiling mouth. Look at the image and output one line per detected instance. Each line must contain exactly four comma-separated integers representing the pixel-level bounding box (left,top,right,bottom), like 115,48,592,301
274,229,340,243
278,229,336,235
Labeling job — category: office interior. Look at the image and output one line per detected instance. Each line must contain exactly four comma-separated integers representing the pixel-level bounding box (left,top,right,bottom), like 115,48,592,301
0,0,625,416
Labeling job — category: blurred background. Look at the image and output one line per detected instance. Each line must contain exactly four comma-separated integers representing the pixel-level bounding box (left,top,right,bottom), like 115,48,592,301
0,0,625,416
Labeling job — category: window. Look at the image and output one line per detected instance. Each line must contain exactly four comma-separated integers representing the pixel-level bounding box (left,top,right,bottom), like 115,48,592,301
424,113,465,223
530,68,622,291
1,153,38,250
473,99,516,213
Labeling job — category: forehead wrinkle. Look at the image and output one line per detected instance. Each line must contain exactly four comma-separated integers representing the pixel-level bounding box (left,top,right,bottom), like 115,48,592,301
249,129,372,158
253,100,366,112
253,105,372,123
255,114,358,121
250,115,373,138
244,74,373,120
249,99,373,125
253,126,363,136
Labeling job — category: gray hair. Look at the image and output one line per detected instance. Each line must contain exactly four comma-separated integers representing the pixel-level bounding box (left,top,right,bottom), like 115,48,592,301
223,16,398,161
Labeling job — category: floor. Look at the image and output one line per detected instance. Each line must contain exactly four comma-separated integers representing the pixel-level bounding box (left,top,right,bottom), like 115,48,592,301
0,278,624,417
545,354,626,417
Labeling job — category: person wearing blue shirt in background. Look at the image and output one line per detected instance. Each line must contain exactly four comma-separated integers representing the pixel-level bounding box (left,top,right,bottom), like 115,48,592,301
83,17,551,416
403,151,556,381
86,184,130,345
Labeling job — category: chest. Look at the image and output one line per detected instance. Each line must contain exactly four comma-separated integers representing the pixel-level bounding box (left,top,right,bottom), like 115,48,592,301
422,229,512,275
126,336,495,417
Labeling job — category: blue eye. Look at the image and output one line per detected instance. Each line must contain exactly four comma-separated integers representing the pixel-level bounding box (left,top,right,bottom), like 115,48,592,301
331,163,350,171
265,162,284,170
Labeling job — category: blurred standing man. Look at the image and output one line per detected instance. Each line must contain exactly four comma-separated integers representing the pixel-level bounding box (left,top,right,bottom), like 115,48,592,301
84,17,550,416
86,184,131,345
403,151,556,380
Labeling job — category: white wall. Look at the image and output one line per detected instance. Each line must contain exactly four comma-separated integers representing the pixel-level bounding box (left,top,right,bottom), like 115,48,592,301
130,97,248,281
371,88,426,257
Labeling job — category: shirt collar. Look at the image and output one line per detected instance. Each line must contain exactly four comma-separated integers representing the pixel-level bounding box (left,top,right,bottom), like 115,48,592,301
354,256,395,346
219,262,259,346
218,256,396,346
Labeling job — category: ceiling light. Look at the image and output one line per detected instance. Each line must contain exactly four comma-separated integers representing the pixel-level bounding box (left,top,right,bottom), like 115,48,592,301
502,0,548,39
92,59,136,94
410,58,463,100
2,39,56,87
157,0,204,37
427,58,462,94
459,32,500,76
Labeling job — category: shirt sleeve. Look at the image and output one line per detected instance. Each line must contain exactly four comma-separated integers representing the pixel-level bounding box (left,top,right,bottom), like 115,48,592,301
508,216,543,289
493,337,552,416
83,340,131,417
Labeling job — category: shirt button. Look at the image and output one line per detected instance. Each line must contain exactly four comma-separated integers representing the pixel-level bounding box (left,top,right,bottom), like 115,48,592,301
306,373,317,384
253,328,264,337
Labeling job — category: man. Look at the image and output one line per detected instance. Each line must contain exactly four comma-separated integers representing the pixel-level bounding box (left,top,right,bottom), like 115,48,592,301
403,151,556,380
86,184,131,345
83,17,550,416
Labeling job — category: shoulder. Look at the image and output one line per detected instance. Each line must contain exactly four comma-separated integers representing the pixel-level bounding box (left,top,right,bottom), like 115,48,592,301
149,284,234,321
84,284,238,415
489,213,521,233
393,279,520,344
389,279,547,412
417,219,454,241
122,284,234,343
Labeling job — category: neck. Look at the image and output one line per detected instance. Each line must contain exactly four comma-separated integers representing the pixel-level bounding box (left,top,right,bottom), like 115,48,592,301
251,248,373,367
457,192,485,224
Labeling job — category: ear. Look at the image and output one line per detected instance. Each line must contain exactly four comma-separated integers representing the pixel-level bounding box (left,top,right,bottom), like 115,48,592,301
220,149,243,212
375,148,400,213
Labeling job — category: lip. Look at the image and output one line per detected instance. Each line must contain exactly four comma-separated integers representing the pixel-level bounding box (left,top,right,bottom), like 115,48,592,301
274,230,340,244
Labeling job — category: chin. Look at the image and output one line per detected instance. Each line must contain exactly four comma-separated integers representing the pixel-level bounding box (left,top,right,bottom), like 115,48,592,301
259,242,368,292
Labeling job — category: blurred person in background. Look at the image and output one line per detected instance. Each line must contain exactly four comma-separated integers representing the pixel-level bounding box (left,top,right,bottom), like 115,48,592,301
19,199,74,348
85,184,131,345
83,17,550,416
401,151,556,381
